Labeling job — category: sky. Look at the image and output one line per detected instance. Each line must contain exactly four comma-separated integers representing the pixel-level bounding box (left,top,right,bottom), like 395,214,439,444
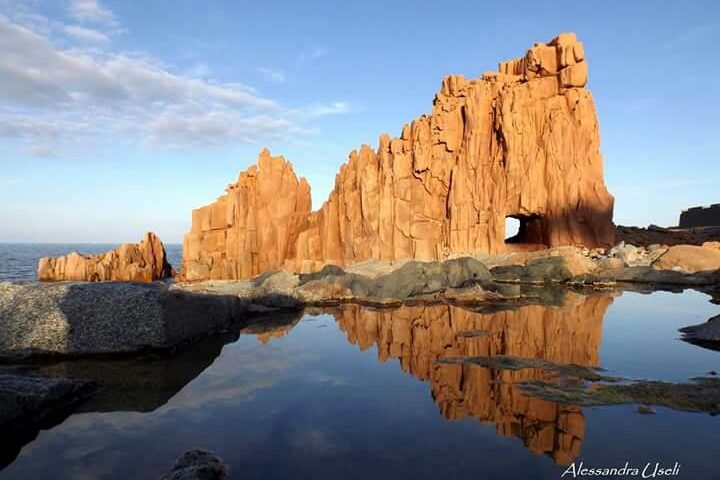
0,0,719,243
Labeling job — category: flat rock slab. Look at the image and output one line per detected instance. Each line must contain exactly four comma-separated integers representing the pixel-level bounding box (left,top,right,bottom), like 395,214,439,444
0,282,242,358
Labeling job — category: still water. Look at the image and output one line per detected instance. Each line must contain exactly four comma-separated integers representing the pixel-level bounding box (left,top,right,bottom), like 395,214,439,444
2,289,719,479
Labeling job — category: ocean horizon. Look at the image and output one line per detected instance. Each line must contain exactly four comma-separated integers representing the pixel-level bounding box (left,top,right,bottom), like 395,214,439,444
0,243,183,282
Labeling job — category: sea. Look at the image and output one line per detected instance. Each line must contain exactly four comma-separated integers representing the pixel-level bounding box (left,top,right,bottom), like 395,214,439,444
0,243,183,282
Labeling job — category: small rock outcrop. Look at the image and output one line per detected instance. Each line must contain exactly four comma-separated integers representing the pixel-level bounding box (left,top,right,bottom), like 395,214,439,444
159,449,227,480
182,32,615,281
38,232,173,282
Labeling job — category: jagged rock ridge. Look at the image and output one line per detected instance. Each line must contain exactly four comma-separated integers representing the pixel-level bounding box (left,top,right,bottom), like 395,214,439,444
38,232,173,282
182,32,615,281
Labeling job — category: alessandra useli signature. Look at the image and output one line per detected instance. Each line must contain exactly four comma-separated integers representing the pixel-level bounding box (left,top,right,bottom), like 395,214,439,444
561,461,681,478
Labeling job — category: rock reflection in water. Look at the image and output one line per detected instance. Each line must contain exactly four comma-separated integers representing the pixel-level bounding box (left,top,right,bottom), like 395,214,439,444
329,292,614,465
1,310,303,470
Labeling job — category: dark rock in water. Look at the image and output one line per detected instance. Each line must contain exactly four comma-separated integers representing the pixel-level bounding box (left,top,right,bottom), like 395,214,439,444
0,367,95,430
0,367,96,468
679,314,720,351
0,282,243,358
637,405,656,415
159,449,227,480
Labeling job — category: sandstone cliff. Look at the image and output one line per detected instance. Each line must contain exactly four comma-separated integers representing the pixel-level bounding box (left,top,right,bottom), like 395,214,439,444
182,32,615,280
182,149,311,280
38,232,173,282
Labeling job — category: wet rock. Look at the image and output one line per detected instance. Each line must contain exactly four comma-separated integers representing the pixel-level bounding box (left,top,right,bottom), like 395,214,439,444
437,355,613,382
0,367,96,468
159,449,227,480
522,374,720,414
0,282,242,358
679,314,720,344
636,405,656,415
0,367,95,431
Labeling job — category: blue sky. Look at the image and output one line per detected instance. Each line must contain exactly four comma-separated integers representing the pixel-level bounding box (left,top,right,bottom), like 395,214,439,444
0,0,718,243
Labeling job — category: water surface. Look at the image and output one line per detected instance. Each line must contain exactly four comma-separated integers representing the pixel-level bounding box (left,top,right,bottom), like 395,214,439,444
2,289,719,479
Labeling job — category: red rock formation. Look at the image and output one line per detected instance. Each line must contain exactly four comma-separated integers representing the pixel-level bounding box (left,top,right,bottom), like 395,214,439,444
330,292,613,465
181,149,311,280
38,232,173,282
183,32,615,280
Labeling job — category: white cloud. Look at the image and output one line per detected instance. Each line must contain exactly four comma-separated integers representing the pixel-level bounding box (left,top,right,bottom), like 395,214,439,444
62,24,109,43
68,0,115,25
258,67,286,83
304,102,350,117
0,10,351,153
297,46,327,67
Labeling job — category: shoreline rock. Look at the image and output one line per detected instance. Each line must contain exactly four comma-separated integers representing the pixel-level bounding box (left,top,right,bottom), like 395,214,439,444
176,245,720,308
0,282,243,359
4,243,719,360
38,232,174,283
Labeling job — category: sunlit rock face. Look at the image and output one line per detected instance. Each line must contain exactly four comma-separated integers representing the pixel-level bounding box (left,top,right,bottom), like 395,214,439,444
330,292,613,465
182,32,615,280
38,232,172,282
182,149,312,281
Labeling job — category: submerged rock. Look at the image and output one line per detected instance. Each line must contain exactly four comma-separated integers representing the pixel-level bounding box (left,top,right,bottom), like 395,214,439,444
0,282,242,358
0,367,96,468
523,377,720,414
0,367,95,431
159,449,227,480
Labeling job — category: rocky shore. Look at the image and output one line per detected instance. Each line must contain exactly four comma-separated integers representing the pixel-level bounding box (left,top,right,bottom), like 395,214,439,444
5,242,720,361
175,243,720,307
0,282,242,359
